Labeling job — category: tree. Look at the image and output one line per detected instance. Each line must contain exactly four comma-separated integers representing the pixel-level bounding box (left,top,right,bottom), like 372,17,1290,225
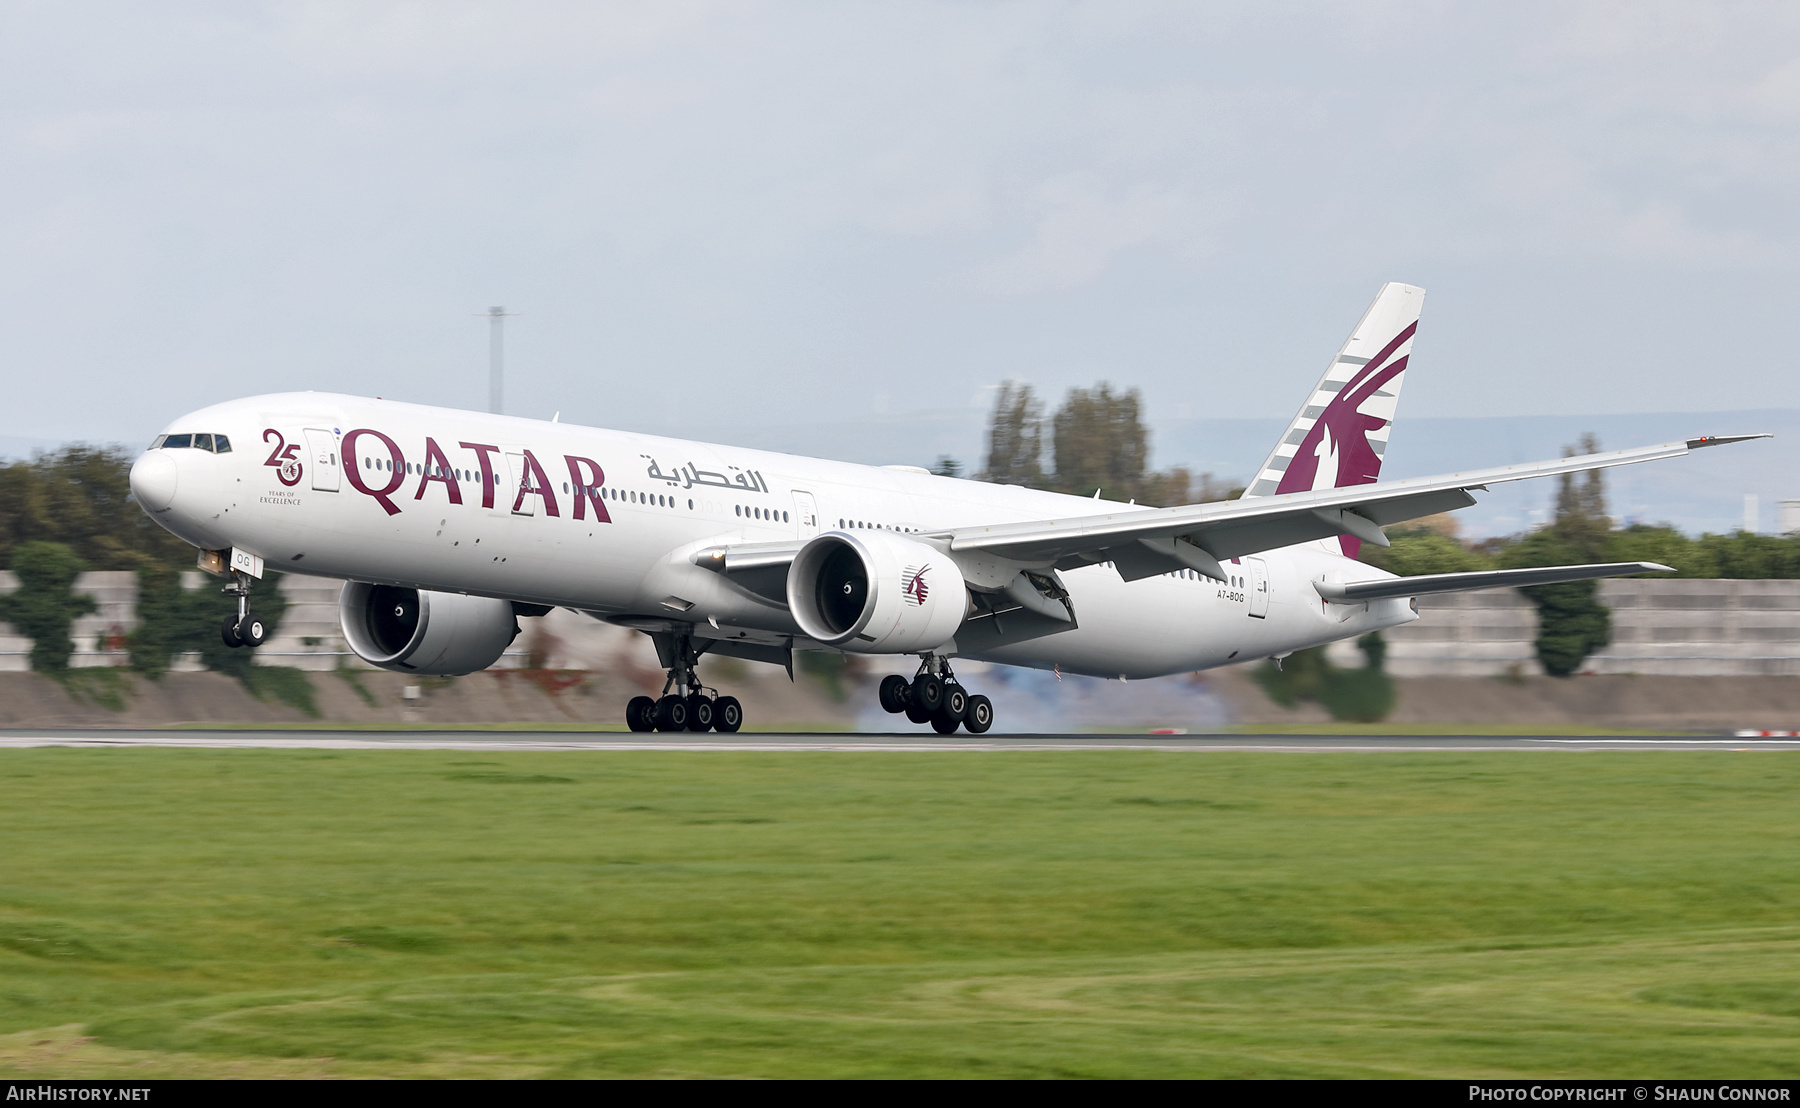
1361,526,1491,577
0,446,196,570
1696,531,1800,578
1552,431,1611,562
0,541,97,672
1253,638,1396,723
978,380,1223,505
1501,529,1611,678
1607,525,1718,578
1136,466,1196,509
129,567,288,679
1051,383,1149,500
981,382,1044,486
1479,434,1619,677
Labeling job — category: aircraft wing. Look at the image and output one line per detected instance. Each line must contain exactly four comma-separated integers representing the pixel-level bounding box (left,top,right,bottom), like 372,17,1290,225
937,434,1768,582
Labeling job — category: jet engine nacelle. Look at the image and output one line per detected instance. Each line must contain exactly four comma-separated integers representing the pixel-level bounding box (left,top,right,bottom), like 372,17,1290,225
339,582,519,675
787,530,967,653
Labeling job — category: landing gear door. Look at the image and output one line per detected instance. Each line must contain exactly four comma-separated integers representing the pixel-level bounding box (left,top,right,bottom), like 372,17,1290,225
792,490,820,537
1247,557,1269,619
304,428,340,492
504,451,534,516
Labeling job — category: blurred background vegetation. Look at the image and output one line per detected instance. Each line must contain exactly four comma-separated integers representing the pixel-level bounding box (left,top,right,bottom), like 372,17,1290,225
0,446,293,703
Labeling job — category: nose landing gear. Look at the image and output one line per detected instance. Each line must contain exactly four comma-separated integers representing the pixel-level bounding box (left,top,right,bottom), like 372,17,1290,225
219,570,266,649
625,632,742,734
878,657,993,734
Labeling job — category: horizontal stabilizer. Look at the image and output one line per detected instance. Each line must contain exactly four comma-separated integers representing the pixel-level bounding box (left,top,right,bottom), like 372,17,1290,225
1314,562,1674,602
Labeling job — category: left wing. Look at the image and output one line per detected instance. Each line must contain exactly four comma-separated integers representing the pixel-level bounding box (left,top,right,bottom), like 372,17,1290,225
936,435,1767,582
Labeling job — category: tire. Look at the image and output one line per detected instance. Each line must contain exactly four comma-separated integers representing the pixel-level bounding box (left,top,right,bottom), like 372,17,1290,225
220,616,243,649
941,684,968,722
878,674,909,714
912,673,944,713
687,695,715,732
240,616,267,648
625,696,656,732
930,709,961,735
714,696,743,733
964,694,994,734
655,694,690,732
905,701,933,725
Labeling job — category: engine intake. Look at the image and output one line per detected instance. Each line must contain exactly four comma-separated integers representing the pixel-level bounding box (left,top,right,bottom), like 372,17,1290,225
787,531,966,653
339,582,519,675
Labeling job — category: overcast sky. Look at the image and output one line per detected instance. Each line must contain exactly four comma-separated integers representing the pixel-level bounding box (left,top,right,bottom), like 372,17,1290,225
5,2,1800,451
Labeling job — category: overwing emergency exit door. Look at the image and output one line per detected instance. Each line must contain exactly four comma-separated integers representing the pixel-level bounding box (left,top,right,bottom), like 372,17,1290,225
1247,557,1269,618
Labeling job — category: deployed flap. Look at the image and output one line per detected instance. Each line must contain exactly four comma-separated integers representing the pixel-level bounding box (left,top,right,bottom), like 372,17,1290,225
1316,561,1674,602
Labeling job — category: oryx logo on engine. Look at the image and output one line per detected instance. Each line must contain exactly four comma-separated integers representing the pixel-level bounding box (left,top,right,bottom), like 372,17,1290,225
902,565,930,606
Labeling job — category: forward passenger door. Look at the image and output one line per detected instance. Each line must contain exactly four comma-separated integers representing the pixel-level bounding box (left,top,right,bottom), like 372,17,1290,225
304,428,340,492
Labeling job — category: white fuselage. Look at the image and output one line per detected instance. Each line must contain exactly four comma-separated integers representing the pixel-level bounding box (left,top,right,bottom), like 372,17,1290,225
135,393,1416,679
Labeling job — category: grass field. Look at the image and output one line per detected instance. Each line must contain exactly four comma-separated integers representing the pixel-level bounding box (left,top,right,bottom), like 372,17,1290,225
0,748,1796,1078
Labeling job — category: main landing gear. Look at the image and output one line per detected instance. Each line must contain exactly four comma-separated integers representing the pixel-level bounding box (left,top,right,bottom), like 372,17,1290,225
218,571,267,649
878,656,993,735
625,632,742,734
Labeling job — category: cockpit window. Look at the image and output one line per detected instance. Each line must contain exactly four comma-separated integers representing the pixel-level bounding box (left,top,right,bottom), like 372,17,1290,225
155,432,229,451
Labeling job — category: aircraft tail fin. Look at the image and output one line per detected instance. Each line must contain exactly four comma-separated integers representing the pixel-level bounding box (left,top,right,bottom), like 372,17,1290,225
1243,281,1424,501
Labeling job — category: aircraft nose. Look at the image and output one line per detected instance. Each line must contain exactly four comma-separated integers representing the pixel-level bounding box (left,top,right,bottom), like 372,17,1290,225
130,450,179,513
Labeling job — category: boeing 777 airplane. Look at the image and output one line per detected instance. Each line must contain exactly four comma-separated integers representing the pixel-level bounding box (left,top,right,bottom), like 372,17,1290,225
128,283,1764,733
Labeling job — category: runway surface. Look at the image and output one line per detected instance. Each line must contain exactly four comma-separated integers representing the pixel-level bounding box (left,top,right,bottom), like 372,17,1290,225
2,729,1798,752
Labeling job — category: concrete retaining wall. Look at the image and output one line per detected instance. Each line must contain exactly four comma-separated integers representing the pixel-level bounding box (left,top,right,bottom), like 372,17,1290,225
1380,579,1800,677
6,573,1800,678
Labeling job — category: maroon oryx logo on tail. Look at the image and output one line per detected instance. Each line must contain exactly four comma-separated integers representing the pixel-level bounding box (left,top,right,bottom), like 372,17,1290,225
902,565,930,606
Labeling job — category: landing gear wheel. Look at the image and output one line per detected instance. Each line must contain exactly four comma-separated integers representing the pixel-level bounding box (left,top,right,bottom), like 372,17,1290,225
941,684,968,723
221,616,244,649
905,701,933,725
912,673,944,713
964,694,994,734
930,709,961,735
654,694,690,732
239,615,266,648
687,694,715,732
713,696,743,733
878,674,910,714
625,696,656,733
